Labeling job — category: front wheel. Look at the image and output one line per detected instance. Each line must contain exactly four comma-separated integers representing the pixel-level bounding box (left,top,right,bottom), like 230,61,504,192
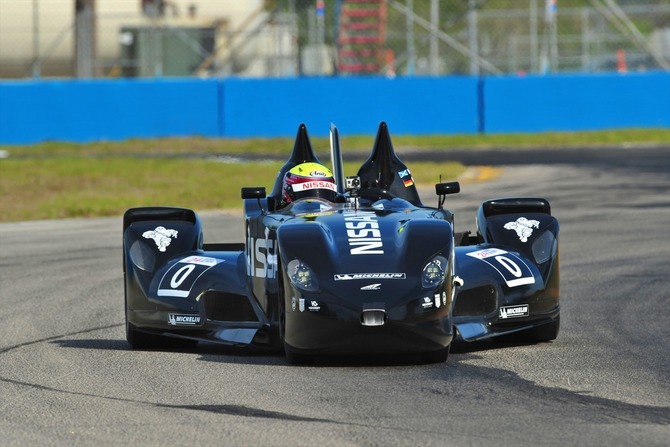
126,322,197,350
284,344,314,365
523,315,560,342
277,260,313,365
126,322,166,350
421,345,450,364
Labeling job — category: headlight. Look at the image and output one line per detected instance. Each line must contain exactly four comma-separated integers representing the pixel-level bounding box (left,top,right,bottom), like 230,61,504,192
422,256,447,289
287,259,319,292
532,230,556,264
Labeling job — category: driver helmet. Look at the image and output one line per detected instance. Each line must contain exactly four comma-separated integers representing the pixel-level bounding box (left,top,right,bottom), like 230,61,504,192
282,162,337,204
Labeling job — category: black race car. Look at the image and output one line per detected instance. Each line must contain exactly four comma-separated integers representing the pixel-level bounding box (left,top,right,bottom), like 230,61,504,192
123,122,560,364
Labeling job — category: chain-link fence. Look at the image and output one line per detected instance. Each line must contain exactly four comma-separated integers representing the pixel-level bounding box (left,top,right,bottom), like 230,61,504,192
1,0,669,79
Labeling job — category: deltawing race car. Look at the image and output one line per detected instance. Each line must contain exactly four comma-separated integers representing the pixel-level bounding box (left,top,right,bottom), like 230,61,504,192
123,122,560,364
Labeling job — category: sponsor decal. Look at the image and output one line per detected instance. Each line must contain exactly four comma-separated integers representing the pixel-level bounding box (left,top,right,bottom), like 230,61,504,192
343,211,384,255
360,283,381,291
466,248,535,288
403,178,414,188
499,304,529,319
167,314,201,326
143,226,178,252
292,181,337,193
422,297,433,309
466,248,503,260
299,298,305,312
442,291,447,307
291,296,296,312
309,170,328,177
504,217,540,242
434,293,441,308
157,256,223,298
308,300,321,312
179,255,219,267
334,273,406,281
246,236,277,279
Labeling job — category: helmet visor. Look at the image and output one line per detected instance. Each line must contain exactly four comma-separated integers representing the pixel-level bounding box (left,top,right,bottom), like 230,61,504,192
289,178,337,202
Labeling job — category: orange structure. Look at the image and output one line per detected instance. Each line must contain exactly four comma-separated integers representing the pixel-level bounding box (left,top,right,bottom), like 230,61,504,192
337,0,388,74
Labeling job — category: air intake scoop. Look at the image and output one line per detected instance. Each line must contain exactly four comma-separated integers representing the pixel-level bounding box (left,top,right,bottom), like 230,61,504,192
361,302,386,326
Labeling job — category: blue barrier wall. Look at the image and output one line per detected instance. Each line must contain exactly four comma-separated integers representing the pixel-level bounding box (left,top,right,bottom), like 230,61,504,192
0,79,221,144
1,73,668,144
483,72,670,133
221,77,480,137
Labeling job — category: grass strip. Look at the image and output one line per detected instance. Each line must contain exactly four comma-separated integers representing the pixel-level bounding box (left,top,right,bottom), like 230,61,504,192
2,128,666,222
2,128,668,157
0,158,464,222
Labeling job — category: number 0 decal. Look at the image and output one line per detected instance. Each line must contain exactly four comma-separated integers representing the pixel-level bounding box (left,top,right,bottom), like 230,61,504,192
495,256,523,278
466,248,535,287
170,264,196,288
158,256,223,298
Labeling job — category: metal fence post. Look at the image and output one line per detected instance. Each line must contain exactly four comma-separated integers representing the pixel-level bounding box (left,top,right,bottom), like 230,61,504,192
406,0,415,76
429,0,438,75
468,0,479,76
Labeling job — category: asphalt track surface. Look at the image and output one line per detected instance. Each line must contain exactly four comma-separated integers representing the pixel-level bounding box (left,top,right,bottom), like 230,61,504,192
1,145,668,446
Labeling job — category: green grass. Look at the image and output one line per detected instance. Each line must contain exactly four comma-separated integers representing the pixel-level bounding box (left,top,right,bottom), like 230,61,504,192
0,157,464,222
3,128,669,157
1,128,667,223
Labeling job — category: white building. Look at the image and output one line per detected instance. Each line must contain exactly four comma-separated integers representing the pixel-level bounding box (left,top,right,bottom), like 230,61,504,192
0,0,299,78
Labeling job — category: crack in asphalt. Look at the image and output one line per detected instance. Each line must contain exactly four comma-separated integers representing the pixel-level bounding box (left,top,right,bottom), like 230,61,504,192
0,324,338,424
0,374,337,423
0,323,124,355
2,324,669,427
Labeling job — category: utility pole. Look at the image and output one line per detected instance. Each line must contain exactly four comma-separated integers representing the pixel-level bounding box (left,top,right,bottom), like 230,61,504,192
75,0,96,78
32,0,40,78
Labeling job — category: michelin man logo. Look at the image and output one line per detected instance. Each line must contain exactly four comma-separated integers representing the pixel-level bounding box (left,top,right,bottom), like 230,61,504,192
143,226,178,252
504,217,540,242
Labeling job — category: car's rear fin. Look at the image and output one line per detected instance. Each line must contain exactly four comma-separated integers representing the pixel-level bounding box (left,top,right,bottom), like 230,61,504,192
482,198,551,217
123,207,197,232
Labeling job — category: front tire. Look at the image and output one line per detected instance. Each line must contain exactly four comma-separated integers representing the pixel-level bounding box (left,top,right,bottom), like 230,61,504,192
126,321,198,350
524,315,560,342
126,322,167,350
277,260,313,365
284,344,314,365
421,345,450,364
